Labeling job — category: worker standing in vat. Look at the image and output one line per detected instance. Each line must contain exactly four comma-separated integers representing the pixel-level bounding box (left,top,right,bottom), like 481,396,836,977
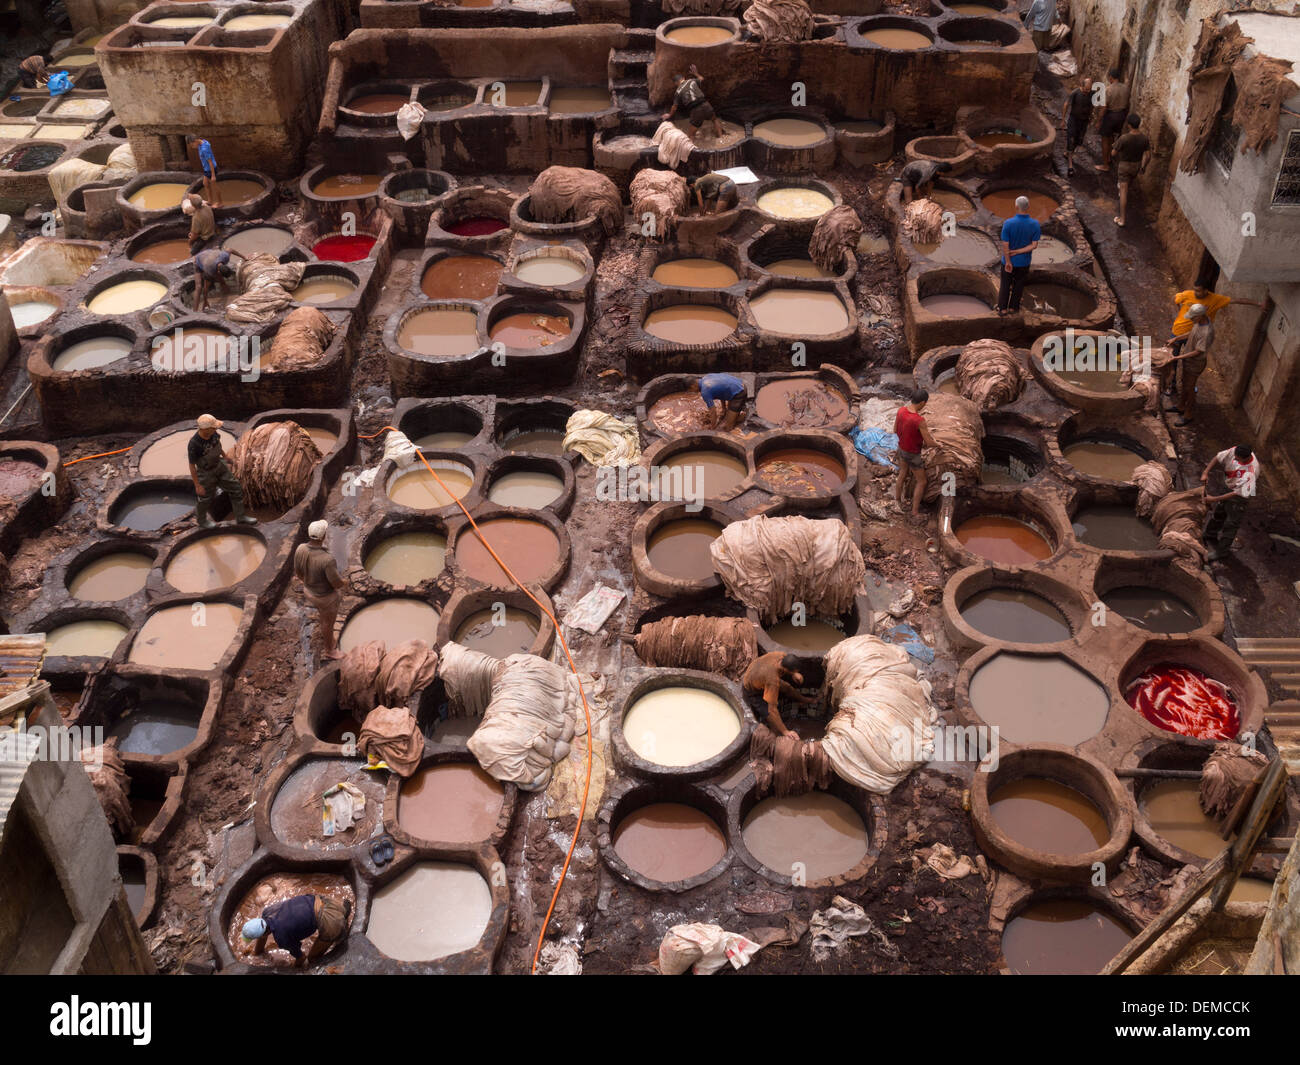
294,520,346,661
893,389,938,525
186,134,220,205
183,193,217,257
1200,444,1260,562
1168,303,1215,426
1094,68,1130,172
1061,76,1093,176
743,651,817,739
18,54,49,89
698,372,748,431
893,160,953,206
690,172,738,214
995,196,1040,316
1024,0,1057,52
189,414,258,528
193,248,242,314
666,65,725,143
242,894,352,968
1112,114,1150,228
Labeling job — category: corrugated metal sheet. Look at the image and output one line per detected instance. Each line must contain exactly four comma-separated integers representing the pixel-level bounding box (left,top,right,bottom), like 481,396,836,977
0,634,45,703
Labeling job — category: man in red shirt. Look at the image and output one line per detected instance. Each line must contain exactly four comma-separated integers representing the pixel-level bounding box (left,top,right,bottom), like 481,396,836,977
893,390,938,524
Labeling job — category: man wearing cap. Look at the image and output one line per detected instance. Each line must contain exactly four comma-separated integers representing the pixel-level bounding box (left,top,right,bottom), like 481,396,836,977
193,247,241,314
188,415,257,529
1200,444,1260,561
294,520,346,660
996,196,1040,315
183,194,216,257
1168,303,1215,425
698,372,747,431
242,893,352,968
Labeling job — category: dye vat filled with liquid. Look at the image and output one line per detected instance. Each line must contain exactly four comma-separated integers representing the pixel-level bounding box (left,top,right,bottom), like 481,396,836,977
131,238,192,264
311,174,383,198
981,188,1059,220
9,299,59,328
664,25,734,45
108,697,200,756
364,532,448,585
346,93,410,114
757,448,846,494
421,255,502,300
398,309,481,357
1001,900,1131,975
366,861,492,962
1062,440,1145,481
765,617,846,652
129,602,244,670
292,275,356,304
228,873,354,966
955,515,1052,565
138,429,235,477
44,619,128,658
646,518,722,580
861,27,931,49
959,588,1070,643
1100,587,1200,633
613,803,727,882
454,607,540,657
753,117,826,146
920,292,993,316
912,229,998,266
756,187,834,218
128,182,189,210
622,686,740,767
339,599,440,652
1125,665,1240,741
643,305,737,344
455,518,560,586
398,763,505,842
989,778,1109,854
223,226,295,258
755,380,849,427
312,235,375,262
111,488,195,531
742,792,868,880
501,428,567,455
164,532,266,592
968,653,1109,745
387,464,473,509
446,216,509,236
651,258,739,288
1071,506,1159,551
549,87,612,113
661,449,747,499
489,313,570,348
1140,778,1228,859
513,255,586,286
750,289,850,336
209,178,264,205
486,470,565,508
68,552,152,601
649,390,710,434
88,279,167,315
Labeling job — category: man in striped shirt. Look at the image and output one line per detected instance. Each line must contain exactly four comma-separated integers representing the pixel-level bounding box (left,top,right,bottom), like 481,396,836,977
1200,444,1259,561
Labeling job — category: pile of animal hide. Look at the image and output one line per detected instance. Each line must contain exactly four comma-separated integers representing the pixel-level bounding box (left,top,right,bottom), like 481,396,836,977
743,0,814,42
901,198,943,244
263,307,335,371
809,205,862,274
954,339,1024,410
226,253,307,325
919,393,984,502
528,166,624,235
230,420,321,510
630,168,688,241
633,615,757,679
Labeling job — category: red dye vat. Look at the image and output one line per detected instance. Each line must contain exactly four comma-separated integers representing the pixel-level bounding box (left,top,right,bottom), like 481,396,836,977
312,235,376,262
447,216,507,236
1125,664,1240,741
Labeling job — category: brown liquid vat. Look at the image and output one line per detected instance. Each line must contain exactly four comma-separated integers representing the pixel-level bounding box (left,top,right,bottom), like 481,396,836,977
437,586,556,663
641,432,753,504
482,453,575,518
1092,555,1223,639
598,779,732,892
393,398,488,451
632,501,738,599
970,745,1131,882
936,488,1071,571
942,565,1087,655
1052,411,1167,489
446,506,570,593
60,539,158,605
385,750,516,851
994,885,1139,975
752,430,856,501
727,773,887,889
1028,330,1146,414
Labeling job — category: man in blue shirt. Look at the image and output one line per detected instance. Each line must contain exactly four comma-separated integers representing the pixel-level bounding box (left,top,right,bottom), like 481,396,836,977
1025,0,1057,52
186,134,219,204
996,197,1040,315
698,372,747,430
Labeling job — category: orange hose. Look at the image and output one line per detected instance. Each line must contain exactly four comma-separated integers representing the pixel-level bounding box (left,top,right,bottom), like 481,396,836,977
62,446,133,467
369,427,592,974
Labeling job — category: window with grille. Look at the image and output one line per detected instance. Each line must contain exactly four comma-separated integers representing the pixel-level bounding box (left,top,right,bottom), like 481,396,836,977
1272,130,1300,206
1208,78,1241,174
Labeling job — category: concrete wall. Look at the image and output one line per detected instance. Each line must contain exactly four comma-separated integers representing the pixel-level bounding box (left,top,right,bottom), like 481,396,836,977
0,686,154,974
98,0,350,178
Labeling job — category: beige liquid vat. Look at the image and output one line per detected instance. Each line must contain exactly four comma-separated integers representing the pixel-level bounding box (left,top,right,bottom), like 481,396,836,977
651,258,739,288
224,13,291,29
364,532,448,585
69,553,152,601
88,279,167,315
52,336,132,372
139,429,234,477
365,862,492,962
753,118,826,147
128,183,190,210
129,602,244,670
665,25,734,45
339,598,440,653
757,187,833,218
388,465,473,509
165,532,267,593
45,619,128,658
622,686,740,766
513,256,586,286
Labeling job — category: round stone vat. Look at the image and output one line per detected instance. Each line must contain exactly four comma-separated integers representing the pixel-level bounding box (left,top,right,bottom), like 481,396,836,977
960,648,1110,747
1029,330,1144,412
979,430,1047,487
752,177,840,228
753,371,854,431
612,669,750,780
942,494,1065,567
657,16,741,49
641,291,741,347
127,220,194,264
428,187,516,247
598,779,731,891
978,181,1060,222
41,612,130,661
447,510,568,591
642,432,751,502
971,746,1131,882
1118,636,1265,742
742,227,852,282
222,223,296,259
66,542,156,602
1068,489,1162,554
84,269,169,316
939,16,1019,46
495,401,574,456
632,501,735,597
1000,890,1136,975
186,169,274,219
916,268,997,318
415,80,478,113
753,432,853,499
391,302,483,359
106,478,195,532
136,426,235,478
385,456,477,512
388,751,513,848
943,566,1084,651
224,868,357,969
1126,742,1225,866
483,454,573,513
360,520,449,591
162,527,268,593
730,774,885,887
748,284,853,339
339,81,415,124
848,16,936,52
291,264,359,306
380,168,455,244
90,673,211,764
338,596,440,653
117,171,194,228
417,248,504,301
129,600,245,671
396,399,486,450
485,297,573,351
1093,555,1221,637
364,859,496,964
441,586,555,660
505,244,593,294
268,755,387,852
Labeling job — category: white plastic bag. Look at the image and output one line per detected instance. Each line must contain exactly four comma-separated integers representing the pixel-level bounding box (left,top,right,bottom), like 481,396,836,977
659,923,762,975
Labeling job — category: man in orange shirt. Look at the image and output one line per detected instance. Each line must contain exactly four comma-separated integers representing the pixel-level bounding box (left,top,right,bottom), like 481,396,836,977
1164,284,1263,396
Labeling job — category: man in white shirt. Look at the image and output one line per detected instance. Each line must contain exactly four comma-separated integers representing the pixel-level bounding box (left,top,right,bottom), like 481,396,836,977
1200,444,1259,560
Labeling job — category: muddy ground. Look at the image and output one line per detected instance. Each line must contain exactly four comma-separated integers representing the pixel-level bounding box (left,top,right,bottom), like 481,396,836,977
1,46,1293,976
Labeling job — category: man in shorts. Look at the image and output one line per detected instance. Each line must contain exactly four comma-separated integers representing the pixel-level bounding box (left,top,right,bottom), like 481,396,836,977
1062,76,1093,176
1112,114,1150,228
742,651,817,739
666,65,725,142
294,520,346,660
690,172,739,214
1095,68,1130,172
894,389,939,523
698,372,748,431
